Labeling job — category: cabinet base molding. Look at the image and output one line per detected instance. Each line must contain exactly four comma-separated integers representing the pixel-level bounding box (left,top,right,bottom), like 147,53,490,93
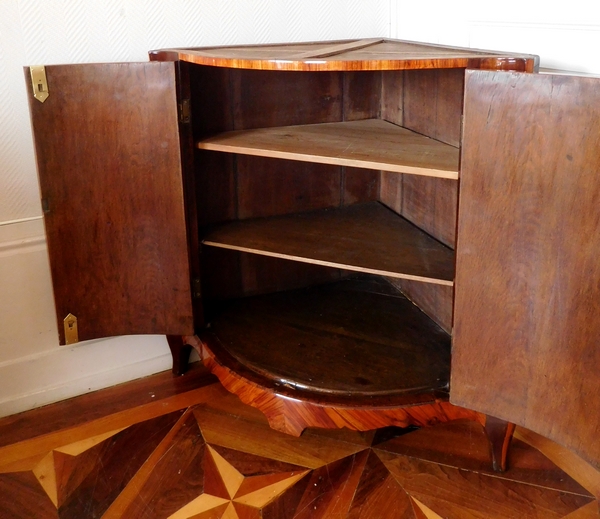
183,334,513,472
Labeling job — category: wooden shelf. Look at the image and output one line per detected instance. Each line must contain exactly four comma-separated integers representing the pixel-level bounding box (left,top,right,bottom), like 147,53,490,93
197,119,460,180
202,202,454,286
202,277,451,398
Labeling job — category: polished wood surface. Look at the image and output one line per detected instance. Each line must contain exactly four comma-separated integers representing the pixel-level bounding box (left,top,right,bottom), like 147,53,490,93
203,203,454,285
201,277,450,399
151,38,538,72
0,366,597,518
453,70,600,469
197,119,460,179
26,63,194,343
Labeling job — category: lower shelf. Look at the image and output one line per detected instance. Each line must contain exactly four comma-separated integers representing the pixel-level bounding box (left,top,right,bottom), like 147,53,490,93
197,277,460,435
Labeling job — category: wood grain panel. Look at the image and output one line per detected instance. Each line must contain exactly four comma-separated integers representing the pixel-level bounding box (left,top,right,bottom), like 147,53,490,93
343,167,380,205
197,119,460,179
403,68,464,147
236,157,341,219
401,175,458,248
203,203,455,285
387,278,453,334
231,69,343,130
453,70,600,470
343,71,381,121
381,70,404,126
169,39,538,72
202,278,451,398
26,63,193,343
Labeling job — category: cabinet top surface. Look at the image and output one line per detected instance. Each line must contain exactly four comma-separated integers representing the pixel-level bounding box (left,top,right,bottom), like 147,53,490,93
151,38,538,72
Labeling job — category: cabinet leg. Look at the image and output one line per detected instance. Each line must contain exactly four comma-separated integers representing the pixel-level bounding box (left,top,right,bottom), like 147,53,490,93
166,335,192,376
484,415,515,472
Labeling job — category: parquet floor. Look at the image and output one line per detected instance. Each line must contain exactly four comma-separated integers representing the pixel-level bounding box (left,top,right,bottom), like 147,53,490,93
0,363,598,518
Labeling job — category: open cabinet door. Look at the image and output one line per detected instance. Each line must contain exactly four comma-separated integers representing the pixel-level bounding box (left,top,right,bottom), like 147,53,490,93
452,70,600,468
26,62,194,344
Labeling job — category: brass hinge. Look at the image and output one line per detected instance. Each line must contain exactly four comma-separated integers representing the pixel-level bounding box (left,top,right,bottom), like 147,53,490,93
30,66,49,103
192,278,202,299
64,313,79,344
178,98,191,123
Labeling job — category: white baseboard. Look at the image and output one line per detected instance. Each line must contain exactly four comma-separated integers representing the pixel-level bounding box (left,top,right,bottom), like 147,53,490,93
0,335,173,418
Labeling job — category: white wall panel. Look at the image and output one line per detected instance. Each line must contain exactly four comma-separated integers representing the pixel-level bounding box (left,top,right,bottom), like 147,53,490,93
391,0,600,74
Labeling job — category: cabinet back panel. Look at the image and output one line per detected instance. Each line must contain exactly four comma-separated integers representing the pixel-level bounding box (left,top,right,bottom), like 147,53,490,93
196,151,237,227
232,69,343,130
402,68,464,147
343,72,382,121
343,167,380,205
190,65,234,138
386,278,453,334
381,70,404,126
201,248,341,302
236,157,342,219
401,175,458,249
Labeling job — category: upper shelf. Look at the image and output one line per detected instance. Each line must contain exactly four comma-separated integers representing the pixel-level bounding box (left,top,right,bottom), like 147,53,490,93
197,119,460,180
152,38,539,72
202,202,454,286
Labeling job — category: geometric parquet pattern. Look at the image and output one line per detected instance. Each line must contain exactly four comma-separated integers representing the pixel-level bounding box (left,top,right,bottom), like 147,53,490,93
0,364,599,518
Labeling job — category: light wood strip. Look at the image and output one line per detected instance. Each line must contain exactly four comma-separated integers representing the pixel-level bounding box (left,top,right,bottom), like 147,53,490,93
0,384,223,473
411,497,444,519
32,452,58,508
207,445,245,499
233,472,308,506
563,502,600,519
290,38,385,60
203,202,454,286
54,427,126,456
166,494,229,519
197,119,459,180
515,428,600,499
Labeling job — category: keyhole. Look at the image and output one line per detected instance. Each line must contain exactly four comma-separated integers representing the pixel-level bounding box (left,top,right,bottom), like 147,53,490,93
38,83,45,92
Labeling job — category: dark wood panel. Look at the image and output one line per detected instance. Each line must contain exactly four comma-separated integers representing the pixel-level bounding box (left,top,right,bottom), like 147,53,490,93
203,277,451,397
343,167,380,205
453,70,600,469
379,171,403,214
26,63,193,343
402,175,458,248
236,156,341,219
403,68,464,147
387,278,453,334
343,71,381,121
231,69,343,130
381,70,404,126
203,202,455,285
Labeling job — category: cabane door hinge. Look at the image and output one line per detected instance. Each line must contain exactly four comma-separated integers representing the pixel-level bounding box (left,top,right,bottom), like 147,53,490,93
192,278,202,299
178,98,191,124
30,66,49,103
64,313,79,344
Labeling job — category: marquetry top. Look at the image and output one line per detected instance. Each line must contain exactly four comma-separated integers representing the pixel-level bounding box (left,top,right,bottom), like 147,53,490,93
151,38,539,72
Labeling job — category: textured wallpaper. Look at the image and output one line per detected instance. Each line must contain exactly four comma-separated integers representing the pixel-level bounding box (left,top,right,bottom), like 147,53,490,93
0,0,388,224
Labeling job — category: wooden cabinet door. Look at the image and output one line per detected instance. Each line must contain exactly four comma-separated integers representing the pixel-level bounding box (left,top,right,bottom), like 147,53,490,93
452,69,600,468
26,62,194,344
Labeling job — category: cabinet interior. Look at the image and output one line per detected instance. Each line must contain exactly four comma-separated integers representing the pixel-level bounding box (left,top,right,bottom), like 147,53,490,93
189,64,464,398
